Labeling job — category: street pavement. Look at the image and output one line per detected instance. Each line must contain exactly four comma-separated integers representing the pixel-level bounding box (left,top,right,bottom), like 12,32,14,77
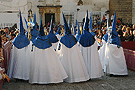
2,70,135,90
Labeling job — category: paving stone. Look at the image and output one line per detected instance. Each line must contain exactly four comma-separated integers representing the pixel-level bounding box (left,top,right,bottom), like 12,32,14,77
2,70,135,90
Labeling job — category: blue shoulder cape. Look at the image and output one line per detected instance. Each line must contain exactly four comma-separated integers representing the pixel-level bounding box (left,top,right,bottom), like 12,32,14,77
33,36,52,49
12,34,30,49
79,30,95,47
60,34,77,48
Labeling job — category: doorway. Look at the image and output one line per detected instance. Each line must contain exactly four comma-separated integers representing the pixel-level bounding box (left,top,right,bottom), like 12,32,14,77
45,13,55,26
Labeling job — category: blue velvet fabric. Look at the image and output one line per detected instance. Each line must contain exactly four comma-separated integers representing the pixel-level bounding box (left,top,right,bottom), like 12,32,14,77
69,19,71,32
13,11,30,49
31,28,39,42
60,34,77,48
13,34,30,49
47,17,59,43
103,33,108,42
47,33,59,43
91,32,96,37
83,10,89,32
33,14,52,49
31,14,39,42
33,36,52,49
60,12,77,48
79,30,95,47
109,11,122,47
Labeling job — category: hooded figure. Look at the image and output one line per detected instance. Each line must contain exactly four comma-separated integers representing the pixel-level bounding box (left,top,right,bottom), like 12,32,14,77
47,17,59,50
78,11,103,79
29,14,67,84
30,14,39,42
102,11,128,75
98,17,110,69
56,12,89,83
7,11,31,80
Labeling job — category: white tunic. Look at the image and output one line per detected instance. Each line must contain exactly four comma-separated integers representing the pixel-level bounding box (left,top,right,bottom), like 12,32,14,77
98,40,106,69
29,46,68,84
79,41,103,78
7,42,32,80
57,43,89,83
104,44,128,75
52,34,62,51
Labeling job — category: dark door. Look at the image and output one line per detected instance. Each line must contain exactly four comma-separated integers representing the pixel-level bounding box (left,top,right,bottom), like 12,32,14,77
45,13,55,26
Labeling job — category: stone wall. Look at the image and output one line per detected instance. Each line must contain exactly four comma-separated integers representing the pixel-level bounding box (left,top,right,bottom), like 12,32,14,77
132,0,135,24
109,0,132,24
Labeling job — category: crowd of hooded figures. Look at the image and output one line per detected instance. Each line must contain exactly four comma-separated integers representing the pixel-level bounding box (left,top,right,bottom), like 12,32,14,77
7,10,128,84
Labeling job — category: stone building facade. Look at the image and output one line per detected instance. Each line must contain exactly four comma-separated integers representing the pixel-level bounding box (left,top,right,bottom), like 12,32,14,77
0,0,134,29
109,0,132,24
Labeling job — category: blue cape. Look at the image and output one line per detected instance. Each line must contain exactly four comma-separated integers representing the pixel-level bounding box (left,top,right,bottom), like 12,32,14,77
79,30,95,47
13,34,30,49
60,34,77,48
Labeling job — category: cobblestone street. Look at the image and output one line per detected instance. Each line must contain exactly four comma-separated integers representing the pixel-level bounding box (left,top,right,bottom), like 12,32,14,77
2,70,135,90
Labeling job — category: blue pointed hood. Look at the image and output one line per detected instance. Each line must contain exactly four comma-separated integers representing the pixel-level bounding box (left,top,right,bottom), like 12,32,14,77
62,12,71,35
79,11,95,47
60,12,77,48
83,10,89,32
55,25,61,35
33,14,52,49
24,17,28,29
69,19,71,32
75,20,81,41
31,14,39,42
89,13,95,36
109,11,122,47
12,11,30,49
47,17,58,43
73,23,76,35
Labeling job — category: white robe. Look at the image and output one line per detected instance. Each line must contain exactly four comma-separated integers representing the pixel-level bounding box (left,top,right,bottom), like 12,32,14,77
57,42,89,83
98,40,106,69
79,41,103,79
52,34,62,51
56,34,62,40
104,43,128,75
29,46,68,84
7,42,32,80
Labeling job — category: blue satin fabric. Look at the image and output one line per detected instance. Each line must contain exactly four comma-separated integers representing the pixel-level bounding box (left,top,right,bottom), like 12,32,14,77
47,17,59,43
109,11,122,47
103,33,108,42
102,32,122,47
79,30,95,47
33,14,52,49
33,35,52,49
47,33,59,43
60,34,77,48
103,11,122,47
13,11,30,49
13,34,30,49
109,32,122,47
31,28,39,42
91,32,96,36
